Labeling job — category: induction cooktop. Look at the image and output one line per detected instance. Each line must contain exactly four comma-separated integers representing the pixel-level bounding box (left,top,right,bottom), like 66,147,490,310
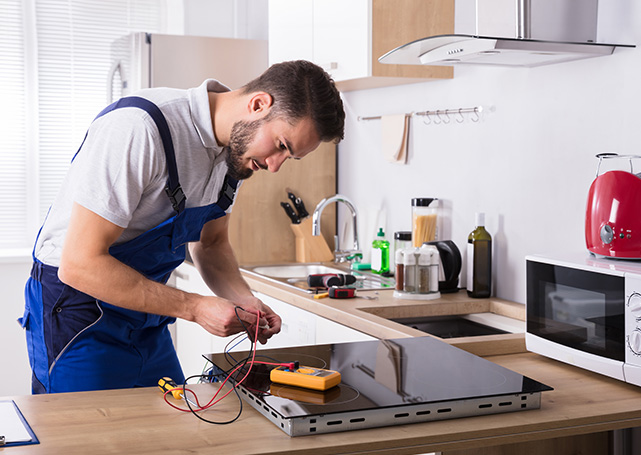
205,336,552,437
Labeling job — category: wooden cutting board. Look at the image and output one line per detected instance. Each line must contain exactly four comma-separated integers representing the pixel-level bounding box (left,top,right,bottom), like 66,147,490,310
227,142,336,265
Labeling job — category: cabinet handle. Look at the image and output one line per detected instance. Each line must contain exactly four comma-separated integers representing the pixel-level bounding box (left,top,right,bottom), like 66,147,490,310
319,62,338,71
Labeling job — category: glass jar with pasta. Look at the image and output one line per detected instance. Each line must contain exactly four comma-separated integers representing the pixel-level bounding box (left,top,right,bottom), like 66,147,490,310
412,198,439,247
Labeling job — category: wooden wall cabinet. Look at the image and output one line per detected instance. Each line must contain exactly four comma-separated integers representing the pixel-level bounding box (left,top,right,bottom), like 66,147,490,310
268,0,454,91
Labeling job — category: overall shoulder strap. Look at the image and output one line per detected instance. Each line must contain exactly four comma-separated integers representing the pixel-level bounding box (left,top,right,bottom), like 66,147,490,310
74,96,186,213
216,174,240,212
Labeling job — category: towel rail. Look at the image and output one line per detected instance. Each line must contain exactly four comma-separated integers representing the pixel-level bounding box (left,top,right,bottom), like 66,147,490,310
358,106,483,124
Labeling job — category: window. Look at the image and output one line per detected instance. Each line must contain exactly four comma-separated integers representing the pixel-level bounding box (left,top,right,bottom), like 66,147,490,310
0,0,167,250
0,0,29,250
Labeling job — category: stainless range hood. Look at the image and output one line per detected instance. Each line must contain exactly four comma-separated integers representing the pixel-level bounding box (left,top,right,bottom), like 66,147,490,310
379,0,634,68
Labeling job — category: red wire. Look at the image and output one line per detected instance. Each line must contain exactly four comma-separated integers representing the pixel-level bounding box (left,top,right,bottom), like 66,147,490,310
253,361,294,367
162,387,201,411
164,309,286,413
196,311,262,410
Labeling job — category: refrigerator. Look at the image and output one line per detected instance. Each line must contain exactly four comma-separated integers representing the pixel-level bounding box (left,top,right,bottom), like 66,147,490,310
108,32,268,102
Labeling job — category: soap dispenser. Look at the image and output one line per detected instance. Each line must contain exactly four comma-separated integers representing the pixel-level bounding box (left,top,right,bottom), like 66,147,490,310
371,228,390,275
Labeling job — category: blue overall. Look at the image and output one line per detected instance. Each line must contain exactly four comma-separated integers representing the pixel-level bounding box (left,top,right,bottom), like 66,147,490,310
21,97,239,394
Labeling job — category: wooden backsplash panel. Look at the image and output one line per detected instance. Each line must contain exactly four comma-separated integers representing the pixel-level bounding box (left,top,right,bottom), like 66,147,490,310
228,142,337,265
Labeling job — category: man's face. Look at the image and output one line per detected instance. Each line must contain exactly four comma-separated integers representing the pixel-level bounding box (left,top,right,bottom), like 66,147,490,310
225,114,320,180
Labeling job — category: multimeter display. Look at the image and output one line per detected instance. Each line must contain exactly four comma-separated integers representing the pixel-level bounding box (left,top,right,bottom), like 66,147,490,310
270,365,341,391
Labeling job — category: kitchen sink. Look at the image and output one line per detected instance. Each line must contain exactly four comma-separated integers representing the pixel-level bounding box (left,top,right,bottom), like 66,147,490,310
391,315,509,338
249,263,346,278
241,262,395,293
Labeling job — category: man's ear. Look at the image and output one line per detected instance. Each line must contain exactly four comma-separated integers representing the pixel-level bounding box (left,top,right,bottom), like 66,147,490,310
248,92,273,116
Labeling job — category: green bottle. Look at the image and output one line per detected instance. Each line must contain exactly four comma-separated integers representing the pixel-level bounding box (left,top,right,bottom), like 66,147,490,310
467,213,492,298
371,228,390,275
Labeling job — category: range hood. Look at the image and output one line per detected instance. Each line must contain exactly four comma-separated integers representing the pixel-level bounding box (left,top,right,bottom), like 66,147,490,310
379,0,634,68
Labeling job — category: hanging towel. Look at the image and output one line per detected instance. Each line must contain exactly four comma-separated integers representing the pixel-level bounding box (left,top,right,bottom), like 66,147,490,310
381,114,410,164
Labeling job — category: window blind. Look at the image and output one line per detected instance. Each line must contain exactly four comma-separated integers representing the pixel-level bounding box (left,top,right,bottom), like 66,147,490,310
0,0,29,249
0,0,166,249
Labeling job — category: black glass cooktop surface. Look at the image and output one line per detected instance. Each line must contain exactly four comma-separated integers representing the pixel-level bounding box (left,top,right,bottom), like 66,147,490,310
206,336,552,436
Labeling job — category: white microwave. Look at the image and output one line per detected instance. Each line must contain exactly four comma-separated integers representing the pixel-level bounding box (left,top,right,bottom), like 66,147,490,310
526,254,641,386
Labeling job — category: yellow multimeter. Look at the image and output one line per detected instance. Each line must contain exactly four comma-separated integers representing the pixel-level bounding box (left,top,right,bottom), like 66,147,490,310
270,365,341,391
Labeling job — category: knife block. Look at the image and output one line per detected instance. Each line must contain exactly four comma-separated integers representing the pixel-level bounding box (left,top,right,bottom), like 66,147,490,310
290,217,334,263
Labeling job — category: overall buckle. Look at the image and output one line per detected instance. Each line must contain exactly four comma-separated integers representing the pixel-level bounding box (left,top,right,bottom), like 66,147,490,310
217,175,238,211
164,184,186,213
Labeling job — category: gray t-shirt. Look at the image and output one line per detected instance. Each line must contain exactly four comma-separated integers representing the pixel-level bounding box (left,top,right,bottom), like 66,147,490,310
35,79,236,267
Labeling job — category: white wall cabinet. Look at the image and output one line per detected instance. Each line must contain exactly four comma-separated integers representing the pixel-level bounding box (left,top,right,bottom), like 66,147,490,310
170,263,374,379
269,0,369,83
268,0,454,91
268,0,314,64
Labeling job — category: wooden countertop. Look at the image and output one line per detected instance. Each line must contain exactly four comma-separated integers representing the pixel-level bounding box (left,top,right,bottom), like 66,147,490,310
7,268,641,454
6,351,641,455
241,268,527,357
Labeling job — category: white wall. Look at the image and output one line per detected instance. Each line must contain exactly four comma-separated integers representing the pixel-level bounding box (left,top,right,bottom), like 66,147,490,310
338,2,641,305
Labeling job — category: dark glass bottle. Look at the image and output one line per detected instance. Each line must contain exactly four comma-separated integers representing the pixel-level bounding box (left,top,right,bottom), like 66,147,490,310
467,213,492,298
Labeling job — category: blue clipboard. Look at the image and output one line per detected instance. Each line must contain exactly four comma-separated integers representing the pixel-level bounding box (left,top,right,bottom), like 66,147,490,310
0,400,39,447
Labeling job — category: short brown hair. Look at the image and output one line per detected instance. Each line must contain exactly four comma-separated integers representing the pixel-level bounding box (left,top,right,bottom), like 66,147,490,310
241,60,345,143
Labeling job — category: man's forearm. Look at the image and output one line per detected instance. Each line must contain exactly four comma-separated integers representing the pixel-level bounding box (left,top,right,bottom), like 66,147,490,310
189,239,253,302
58,249,201,322
59,250,266,338
57,203,265,338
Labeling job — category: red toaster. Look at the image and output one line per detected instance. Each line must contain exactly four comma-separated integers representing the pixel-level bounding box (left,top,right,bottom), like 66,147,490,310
586,155,641,258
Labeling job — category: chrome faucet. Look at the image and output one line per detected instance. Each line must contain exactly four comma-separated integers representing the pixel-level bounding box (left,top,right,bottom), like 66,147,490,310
312,194,362,263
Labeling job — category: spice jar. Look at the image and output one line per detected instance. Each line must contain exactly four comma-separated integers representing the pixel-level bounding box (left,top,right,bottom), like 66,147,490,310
412,198,439,247
417,244,439,294
395,249,405,291
417,246,431,293
402,248,417,293
392,231,412,272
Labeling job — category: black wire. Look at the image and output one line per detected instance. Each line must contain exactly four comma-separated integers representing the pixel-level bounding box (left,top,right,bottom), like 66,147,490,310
182,372,243,425
202,352,287,381
233,306,255,343
178,306,258,425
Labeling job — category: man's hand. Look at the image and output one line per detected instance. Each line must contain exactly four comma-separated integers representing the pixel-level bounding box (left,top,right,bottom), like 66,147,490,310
192,294,281,344
235,295,282,344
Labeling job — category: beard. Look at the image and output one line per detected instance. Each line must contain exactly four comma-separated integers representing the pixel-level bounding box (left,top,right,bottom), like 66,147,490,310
224,117,265,180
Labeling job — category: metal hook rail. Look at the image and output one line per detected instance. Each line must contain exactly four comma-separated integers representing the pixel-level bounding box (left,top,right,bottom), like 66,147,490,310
358,106,483,124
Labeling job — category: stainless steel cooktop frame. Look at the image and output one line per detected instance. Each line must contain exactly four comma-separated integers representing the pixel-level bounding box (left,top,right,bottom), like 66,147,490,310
233,382,542,437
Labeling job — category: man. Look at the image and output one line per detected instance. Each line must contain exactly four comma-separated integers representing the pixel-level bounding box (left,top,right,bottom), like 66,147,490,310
21,60,345,394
